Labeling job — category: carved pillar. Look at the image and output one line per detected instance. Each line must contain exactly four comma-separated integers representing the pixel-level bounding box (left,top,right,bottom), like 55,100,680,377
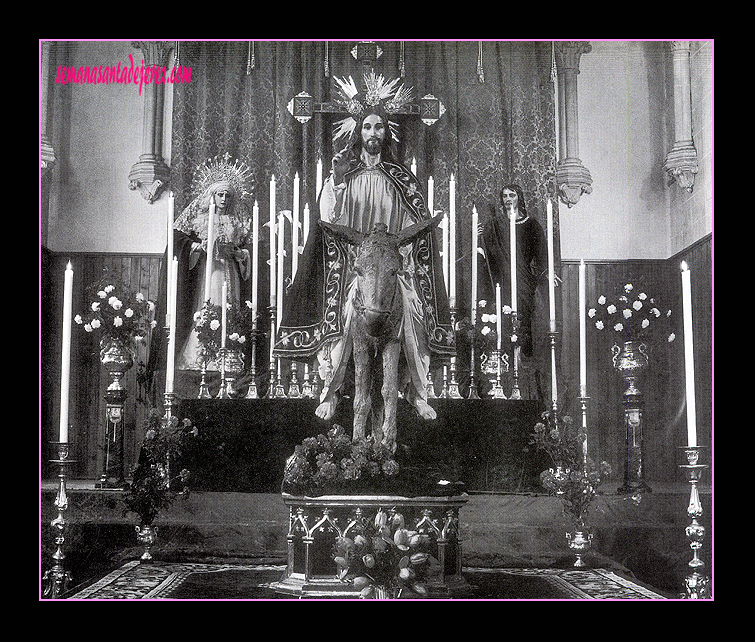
40,41,57,175
554,41,593,208
128,41,172,203
663,41,698,192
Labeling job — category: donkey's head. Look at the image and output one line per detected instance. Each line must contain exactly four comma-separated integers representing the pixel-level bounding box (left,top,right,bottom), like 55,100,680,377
320,214,442,338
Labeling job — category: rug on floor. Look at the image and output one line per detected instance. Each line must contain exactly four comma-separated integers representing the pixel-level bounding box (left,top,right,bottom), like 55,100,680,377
65,561,667,600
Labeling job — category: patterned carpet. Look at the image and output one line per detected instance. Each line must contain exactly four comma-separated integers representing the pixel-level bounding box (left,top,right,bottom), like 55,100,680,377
66,561,668,600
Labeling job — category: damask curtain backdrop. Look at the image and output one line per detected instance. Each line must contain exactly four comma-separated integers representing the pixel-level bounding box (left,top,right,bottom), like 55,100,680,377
170,40,559,375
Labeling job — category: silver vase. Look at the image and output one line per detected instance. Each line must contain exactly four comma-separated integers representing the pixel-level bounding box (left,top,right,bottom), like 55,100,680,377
135,523,157,561
566,528,593,567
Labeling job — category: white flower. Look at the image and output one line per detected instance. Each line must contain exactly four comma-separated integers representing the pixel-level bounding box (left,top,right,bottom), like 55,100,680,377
666,310,672,317
478,300,487,307
613,322,624,332
588,308,596,318
92,301,101,312
511,334,518,343
74,315,83,324
113,316,123,327
668,333,676,342
124,308,134,318
481,326,491,336
624,283,634,292
91,318,101,329
135,292,145,302
598,295,606,305
595,320,604,330
502,305,512,314
245,300,253,309
229,332,240,342
150,320,158,329
481,313,490,323
97,290,107,299
489,314,498,324
237,335,246,344
622,308,632,319
108,296,123,310
104,284,115,293
193,311,202,322
641,319,650,329
633,300,642,311
84,323,93,332
638,292,647,300
607,304,617,314
210,319,220,331
651,307,660,317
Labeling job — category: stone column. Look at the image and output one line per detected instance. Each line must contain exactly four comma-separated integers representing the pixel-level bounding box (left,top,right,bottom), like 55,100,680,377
128,41,173,203
662,41,698,192
554,41,593,208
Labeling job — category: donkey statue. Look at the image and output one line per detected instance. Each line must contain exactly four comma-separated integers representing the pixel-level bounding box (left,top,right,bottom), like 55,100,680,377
319,214,443,453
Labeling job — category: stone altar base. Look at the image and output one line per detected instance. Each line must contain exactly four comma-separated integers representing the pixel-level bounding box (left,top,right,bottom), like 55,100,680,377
272,493,473,599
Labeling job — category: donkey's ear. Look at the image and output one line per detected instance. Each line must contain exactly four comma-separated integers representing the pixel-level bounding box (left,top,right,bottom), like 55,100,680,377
398,212,444,247
319,219,364,246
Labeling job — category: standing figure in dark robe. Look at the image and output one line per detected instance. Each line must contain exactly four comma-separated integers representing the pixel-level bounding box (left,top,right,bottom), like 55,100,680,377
480,184,548,359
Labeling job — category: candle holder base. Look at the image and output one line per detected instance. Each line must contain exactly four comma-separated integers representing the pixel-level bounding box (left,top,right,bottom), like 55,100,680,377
43,443,76,599
490,381,507,399
426,370,437,399
678,446,711,599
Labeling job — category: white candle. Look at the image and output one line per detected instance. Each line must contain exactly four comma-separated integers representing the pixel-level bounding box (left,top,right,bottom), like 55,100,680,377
166,193,174,327
442,211,449,295
579,258,587,396
303,203,310,247
681,261,697,448
449,174,456,308
292,174,300,281
166,256,178,395
427,176,434,218
471,205,478,324
316,157,323,196
509,202,517,314
252,201,259,318
496,282,502,351
547,199,556,332
277,209,285,330
269,175,276,309
204,199,216,303
221,280,228,349
411,157,417,176
59,261,73,443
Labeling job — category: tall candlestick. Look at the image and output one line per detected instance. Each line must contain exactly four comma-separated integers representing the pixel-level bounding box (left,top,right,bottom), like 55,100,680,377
204,200,216,303
547,199,556,332
292,174,300,281
449,174,456,308
681,261,697,448
509,203,517,314
221,280,228,349
59,262,73,443
442,211,449,295
269,175,276,309
252,200,259,317
471,205,478,323
166,193,174,326
579,258,587,396
496,282,502,351
166,256,178,394
277,210,285,330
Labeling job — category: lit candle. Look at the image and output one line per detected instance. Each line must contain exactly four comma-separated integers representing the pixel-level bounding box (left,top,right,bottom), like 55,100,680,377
547,199,556,332
579,258,587,397
449,174,456,308
166,193,174,327
221,280,228,349
59,261,73,443
681,261,697,448
471,204,478,324
427,176,434,218
269,175,276,309
277,209,285,330
204,199,216,303
496,282,502,351
509,202,517,314
292,174,300,281
442,211,449,295
166,256,178,395
252,200,259,318
316,157,323,197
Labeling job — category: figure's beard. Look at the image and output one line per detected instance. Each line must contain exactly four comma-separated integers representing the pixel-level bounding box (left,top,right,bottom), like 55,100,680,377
363,137,383,155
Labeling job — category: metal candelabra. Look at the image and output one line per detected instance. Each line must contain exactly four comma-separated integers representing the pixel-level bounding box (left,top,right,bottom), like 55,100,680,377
43,443,75,599
245,313,260,398
679,446,711,599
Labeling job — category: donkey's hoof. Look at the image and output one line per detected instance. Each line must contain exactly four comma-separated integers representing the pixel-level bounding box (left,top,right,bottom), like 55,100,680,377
414,399,436,420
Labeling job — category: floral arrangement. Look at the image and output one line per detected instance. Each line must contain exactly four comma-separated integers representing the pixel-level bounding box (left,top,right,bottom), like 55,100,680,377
282,425,401,496
193,300,251,361
74,274,156,349
457,299,515,355
334,508,436,598
122,409,198,526
588,281,676,343
528,411,612,528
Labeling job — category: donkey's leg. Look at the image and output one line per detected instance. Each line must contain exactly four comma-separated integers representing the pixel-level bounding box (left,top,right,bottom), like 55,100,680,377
352,332,371,442
380,341,401,452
